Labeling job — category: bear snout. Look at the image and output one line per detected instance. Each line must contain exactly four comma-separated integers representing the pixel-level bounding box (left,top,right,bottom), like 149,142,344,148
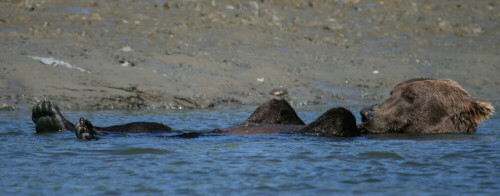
360,105,376,123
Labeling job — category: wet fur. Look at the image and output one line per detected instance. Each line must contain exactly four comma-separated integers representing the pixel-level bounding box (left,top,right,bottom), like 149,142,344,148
32,100,172,134
32,100,75,133
75,117,108,140
214,99,359,137
294,107,359,137
242,99,305,125
32,99,359,137
360,78,494,134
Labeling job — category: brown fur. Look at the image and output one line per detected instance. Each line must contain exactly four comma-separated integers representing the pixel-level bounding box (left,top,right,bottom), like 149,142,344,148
75,117,108,140
213,100,358,137
360,78,494,134
213,99,306,134
97,122,171,133
213,124,303,135
294,107,359,137
32,100,172,133
242,99,305,125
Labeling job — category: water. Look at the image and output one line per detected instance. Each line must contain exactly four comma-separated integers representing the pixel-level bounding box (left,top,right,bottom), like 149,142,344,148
1,105,499,195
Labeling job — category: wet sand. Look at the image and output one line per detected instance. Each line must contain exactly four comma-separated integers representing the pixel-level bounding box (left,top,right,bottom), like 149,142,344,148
1,0,498,110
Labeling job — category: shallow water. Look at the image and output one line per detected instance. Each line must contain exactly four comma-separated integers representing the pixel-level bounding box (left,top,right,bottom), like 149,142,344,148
1,105,499,195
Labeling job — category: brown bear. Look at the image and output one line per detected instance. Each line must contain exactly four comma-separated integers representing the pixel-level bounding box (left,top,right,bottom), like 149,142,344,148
359,78,494,134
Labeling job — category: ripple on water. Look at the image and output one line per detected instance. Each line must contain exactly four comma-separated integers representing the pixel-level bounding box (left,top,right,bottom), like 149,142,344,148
440,152,471,159
111,148,172,155
357,151,405,160
402,161,433,167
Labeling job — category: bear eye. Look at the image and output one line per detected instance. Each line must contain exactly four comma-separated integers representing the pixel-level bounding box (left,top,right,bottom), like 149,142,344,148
403,94,415,103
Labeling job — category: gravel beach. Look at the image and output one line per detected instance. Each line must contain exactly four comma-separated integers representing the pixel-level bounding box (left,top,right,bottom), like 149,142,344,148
1,0,498,110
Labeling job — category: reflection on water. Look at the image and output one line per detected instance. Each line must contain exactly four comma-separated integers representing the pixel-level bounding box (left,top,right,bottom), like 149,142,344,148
0,106,499,195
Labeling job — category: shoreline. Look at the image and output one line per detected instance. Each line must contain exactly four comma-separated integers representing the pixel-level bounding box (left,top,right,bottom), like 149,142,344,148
1,0,499,110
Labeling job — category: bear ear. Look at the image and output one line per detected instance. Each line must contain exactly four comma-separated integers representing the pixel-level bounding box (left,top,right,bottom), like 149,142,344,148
469,101,494,124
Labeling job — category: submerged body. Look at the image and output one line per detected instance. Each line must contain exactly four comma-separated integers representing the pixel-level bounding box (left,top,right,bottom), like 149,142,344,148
31,99,359,138
212,99,359,137
212,124,304,135
32,100,172,135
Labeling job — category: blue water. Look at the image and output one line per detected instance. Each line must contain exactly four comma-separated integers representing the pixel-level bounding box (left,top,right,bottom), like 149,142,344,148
1,105,499,195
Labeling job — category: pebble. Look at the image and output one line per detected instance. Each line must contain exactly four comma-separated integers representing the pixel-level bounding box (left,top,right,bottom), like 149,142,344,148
121,46,133,52
121,61,131,67
269,89,288,96
0,104,16,111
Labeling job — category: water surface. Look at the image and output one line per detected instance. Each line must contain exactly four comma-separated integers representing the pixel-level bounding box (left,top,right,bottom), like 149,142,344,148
1,105,499,195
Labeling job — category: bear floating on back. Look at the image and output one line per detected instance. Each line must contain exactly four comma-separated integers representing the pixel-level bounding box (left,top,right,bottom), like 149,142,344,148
31,78,494,137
